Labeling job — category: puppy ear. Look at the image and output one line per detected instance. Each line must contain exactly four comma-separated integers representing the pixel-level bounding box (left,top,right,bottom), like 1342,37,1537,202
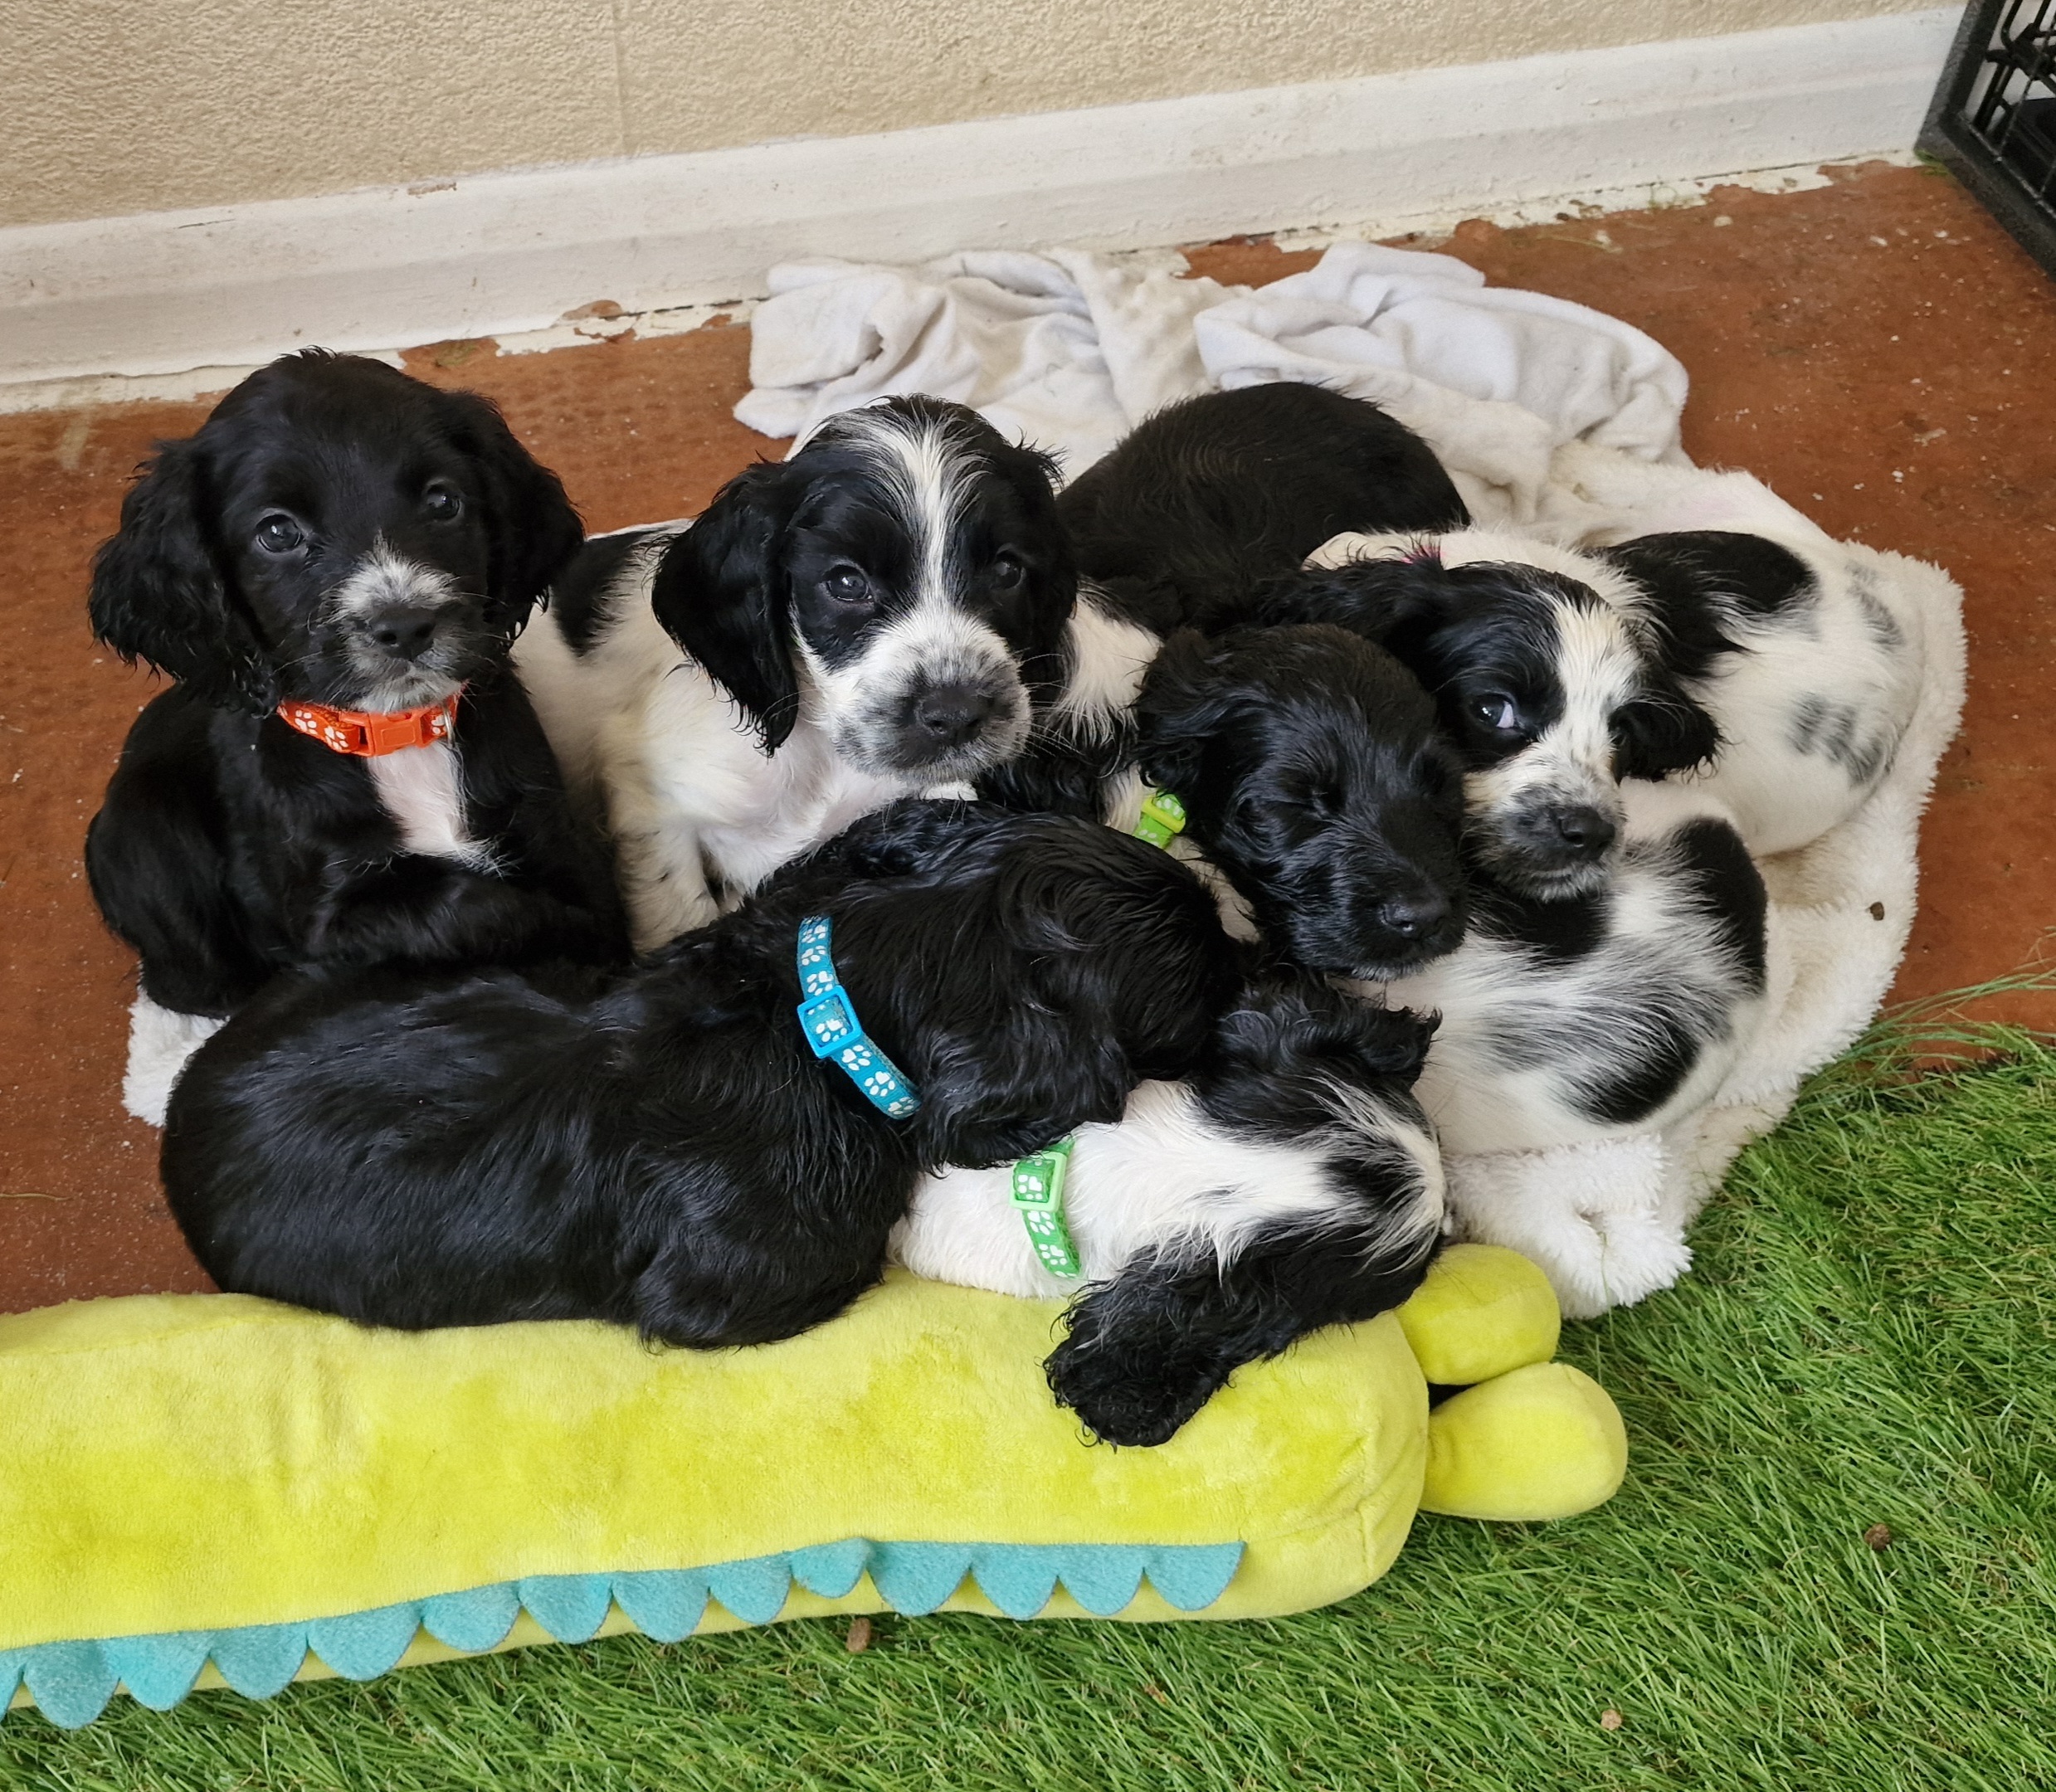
1257,553,1450,646
1132,628,1234,799
649,461,800,752
1612,671,1722,778
435,389,583,631
89,439,277,715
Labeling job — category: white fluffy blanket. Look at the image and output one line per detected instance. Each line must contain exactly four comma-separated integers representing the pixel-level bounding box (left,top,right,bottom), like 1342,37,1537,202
740,242,1967,1317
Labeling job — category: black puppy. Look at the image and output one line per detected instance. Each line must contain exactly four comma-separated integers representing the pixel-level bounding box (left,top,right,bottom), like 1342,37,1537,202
987,623,1468,979
163,801,1241,1348
1058,383,1469,635
86,353,626,1052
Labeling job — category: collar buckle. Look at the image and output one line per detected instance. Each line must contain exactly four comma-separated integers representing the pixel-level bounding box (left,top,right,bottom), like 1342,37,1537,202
276,691,460,757
797,987,865,1058
794,916,921,1120
1011,1138,1082,1278
1134,786,1188,847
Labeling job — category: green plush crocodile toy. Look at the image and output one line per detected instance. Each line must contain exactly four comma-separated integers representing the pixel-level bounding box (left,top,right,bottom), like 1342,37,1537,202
0,1244,1622,1726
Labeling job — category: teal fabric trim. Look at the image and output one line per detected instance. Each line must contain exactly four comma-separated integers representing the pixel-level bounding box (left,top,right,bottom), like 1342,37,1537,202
0,1538,1244,1728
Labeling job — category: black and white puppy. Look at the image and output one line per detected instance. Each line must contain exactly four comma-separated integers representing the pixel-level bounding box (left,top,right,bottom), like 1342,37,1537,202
984,624,1469,979
1260,531,1720,899
1057,383,1469,635
1372,781,1770,1315
163,800,1241,1351
894,972,1444,1447
86,352,626,1118
1594,529,1926,855
515,396,1075,948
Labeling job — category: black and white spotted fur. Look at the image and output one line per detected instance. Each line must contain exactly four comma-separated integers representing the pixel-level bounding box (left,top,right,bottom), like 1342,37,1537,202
85,353,626,1063
1263,530,1721,898
1381,780,1769,1152
514,397,1075,948
1596,528,1926,855
894,972,1445,1447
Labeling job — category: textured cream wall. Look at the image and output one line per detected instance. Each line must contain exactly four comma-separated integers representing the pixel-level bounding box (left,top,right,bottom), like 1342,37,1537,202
3,0,1937,229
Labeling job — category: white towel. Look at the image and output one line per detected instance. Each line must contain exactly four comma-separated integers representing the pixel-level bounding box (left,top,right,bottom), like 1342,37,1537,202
738,241,1968,1319
737,241,1691,523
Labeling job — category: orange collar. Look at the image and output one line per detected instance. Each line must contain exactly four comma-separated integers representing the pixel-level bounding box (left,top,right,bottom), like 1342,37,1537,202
275,690,460,757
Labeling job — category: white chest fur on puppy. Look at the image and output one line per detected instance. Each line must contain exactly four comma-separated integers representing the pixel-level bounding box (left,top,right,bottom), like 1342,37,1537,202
1377,780,1771,1317
366,741,490,869
519,567,909,947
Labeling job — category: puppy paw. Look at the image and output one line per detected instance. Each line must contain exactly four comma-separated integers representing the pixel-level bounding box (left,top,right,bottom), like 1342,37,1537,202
1044,1340,1223,1448
1445,1144,1690,1320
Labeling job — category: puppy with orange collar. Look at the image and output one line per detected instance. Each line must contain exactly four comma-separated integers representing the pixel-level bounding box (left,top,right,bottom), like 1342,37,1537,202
86,352,627,1120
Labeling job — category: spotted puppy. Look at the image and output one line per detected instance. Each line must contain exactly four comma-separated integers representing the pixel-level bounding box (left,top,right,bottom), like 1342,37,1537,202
1259,531,1721,898
895,971,1444,1447
1376,779,1770,1314
515,397,1075,948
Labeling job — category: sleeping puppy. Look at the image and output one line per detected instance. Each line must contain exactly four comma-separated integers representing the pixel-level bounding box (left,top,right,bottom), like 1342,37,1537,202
1259,531,1719,898
987,623,1469,981
1057,383,1469,635
163,801,1241,1351
894,972,1444,1447
1375,780,1769,1313
515,396,1075,949
86,352,626,1118
1592,530,1926,856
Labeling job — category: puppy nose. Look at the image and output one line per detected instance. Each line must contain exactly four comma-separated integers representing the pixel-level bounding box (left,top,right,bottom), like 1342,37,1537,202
367,606,442,661
1551,806,1617,855
1377,890,1453,940
911,683,994,746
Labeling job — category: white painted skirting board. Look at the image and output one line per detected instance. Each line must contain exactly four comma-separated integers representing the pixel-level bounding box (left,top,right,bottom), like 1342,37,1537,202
1,7,1956,390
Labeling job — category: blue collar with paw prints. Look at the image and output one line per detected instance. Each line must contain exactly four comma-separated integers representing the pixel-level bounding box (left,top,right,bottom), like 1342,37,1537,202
795,915,922,1120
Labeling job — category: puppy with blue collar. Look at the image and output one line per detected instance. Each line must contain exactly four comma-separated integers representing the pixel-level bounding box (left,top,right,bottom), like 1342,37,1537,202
162,801,1241,1353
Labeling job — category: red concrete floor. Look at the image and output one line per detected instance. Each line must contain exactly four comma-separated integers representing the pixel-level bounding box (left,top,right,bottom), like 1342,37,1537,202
2,161,2051,1312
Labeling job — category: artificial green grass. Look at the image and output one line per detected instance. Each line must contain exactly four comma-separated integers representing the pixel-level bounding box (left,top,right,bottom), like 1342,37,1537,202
4,1022,2053,1791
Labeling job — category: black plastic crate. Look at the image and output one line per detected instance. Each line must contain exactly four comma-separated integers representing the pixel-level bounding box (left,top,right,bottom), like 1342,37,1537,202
1921,0,2056,273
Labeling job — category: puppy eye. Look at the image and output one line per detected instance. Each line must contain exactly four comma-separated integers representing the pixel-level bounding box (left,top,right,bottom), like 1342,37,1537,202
421,484,464,522
991,552,1026,589
1472,694,1521,733
824,567,873,605
254,514,305,555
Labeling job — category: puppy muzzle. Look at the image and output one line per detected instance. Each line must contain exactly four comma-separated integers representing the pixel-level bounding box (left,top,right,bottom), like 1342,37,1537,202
855,668,1030,782
1474,797,1622,899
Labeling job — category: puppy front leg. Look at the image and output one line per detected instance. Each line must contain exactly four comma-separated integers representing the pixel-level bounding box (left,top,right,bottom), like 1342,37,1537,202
85,770,270,1018
1045,1224,1437,1447
612,823,720,952
301,857,613,970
